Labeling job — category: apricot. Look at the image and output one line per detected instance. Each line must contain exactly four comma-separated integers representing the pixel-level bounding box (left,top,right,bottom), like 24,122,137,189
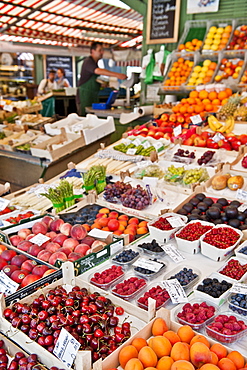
118,224,125,232
131,337,147,352
200,365,220,370
98,218,109,227
119,345,138,368
210,351,219,365
137,227,148,234
118,214,129,221
218,358,237,370
152,317,168,336
148,336,172,358
82,224,91,231
156,356,174,370
210,343,227,360
170,342,190,362
190,342,213,368
177,325,195,343
119,220,127,227
190,334,210,348
138,221,148,227
128,217,139,225
163,330,181,345
98,208,110,214
171,360,195,370
138,346,158,368
125,358,144,370
227,351,245,369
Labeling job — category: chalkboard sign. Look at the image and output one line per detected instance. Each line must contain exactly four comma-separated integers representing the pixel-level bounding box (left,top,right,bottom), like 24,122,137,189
147,0,181,44
46,55,73,87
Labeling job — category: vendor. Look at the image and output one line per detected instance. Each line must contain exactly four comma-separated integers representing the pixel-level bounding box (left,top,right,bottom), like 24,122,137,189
56,68,71,89
77,41,127,116
37,69,57,95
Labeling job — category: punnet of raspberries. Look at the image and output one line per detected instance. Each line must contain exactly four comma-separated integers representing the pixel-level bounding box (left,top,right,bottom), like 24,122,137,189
177,302,216,325
203,227,240,249
206,314,247,342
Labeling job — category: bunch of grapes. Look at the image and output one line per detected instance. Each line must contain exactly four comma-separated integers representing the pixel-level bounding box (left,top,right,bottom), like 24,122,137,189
104,181,132,202
174,149,195,160
121,185,150,210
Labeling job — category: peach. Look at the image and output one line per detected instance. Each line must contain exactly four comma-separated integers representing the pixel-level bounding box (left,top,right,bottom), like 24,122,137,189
96,213,107,219
57,247,73,256
80,236,95,246
113,230,122,236
82,224,91,232
177,325,195,343
119,220,127,227
98,208,110,214
190,335,210,348
131,338,147,352
32,221,48,235
46,231,57,240
17,240,33,252
98,218,109,227
62,238,79,250
45,242,61,253
190,342,213,368
227,351,245,369
128,217,139,225
138,221,148,227
163,331,181,345
118,224,125,232
27,244,43,257
53,233,68,246
210,344,227,360
170,342,190,362
91,240,106,249
70,224,87,240
18,228,32,239
49,219,64,232
60,222,72,236
10,235,24,247
118,214,129,221
108,219,119,231
200,365,220,370
137,227,148,234
0,244,7,253
42,215,53,226
48,251,67,265
68,252,82,261
37,250,52,262
74,244,90,256
108,211,119,218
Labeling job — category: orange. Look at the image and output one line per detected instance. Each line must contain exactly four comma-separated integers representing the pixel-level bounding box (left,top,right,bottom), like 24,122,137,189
218,91,228,101
202,98,211,105
209,62,217,70
156,356,174,370
208,91,218,101
194,104,205,113
205,103,214,112
181,98,188,104
212,98,221,105
163,331,181,345
188,98,196,105
179,106,187,114
189,90,198,98
131,338,148,352
152,317,168,336
199,90,209,100
225,87,233,97
218,358,237,370
178,58,184,64
227,351,245,369
187,106,195,114
119,345,138,368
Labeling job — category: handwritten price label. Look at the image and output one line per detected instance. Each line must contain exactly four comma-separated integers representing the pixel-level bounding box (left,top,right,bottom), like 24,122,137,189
161,279,188,304
190,115,202,125
53,328,80,368
162,244,185,263
0,271,19,295
167,216,186,228
133,258,164,272
230,283,247,295
29,233,50,246
237,189,247,202
173,125,182,137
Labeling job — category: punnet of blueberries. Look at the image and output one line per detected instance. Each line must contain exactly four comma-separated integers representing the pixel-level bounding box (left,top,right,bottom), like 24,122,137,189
239,245,247,256
168,267,198,287
229,293,247,316
197,277,232,298
113,249,139,263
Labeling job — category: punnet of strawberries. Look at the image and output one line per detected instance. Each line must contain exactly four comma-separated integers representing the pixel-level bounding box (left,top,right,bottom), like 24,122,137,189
176,222,213,241
203,227,240,249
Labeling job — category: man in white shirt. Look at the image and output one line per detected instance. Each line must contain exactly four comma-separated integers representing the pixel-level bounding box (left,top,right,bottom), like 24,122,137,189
37,70,57,95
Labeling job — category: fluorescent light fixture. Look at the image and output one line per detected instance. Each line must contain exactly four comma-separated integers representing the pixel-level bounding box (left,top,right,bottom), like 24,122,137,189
95,0,130,9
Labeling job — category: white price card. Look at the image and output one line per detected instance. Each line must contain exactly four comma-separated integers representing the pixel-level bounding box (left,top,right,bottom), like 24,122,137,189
190,114,202,125
237,189,247,202
110,239,124,255
238,203,247,212
3,105,13,112
143,140,151,149
0,198,9,211
126,148,137,155
212,132,225,143
53,327,80,368
230,283,247,295
122,138,131,146
162,244,185,263
153,141,164,151
161,279,188,304
133,258,164,272
88,228,112,239
167,216,186,228
29,233,50,246
173,125,182,137
133,138,142,146
15,120,22,126
0,271,19,295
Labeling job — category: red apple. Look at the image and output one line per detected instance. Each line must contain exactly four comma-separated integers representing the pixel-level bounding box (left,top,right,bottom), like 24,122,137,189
17,240,33,252
2,265,19,277
11,270,28,284
0,257,8,270
21,274,40,288
21,259,37,272
1,250,17,261
42,269,56,277
32,265,49,277
11,254,27,267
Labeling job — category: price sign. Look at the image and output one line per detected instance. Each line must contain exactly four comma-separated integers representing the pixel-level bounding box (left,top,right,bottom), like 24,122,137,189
133,258,164,272
126,148,137,155
53,327,80,368
162,244,185,263
122,138,131,146
133,138,142,146
110,239,124,255
173,125,182,137
29,233,50,246
154,141,164,152
161,279,188,304
88,228,112,239
0,271,19,295
212,133,225,143
230,283,247,295
237,189,247,202
190,114,202,125
238,204,247,212
15,120,22,126
0,198,9,211
167,216,186,228
3,105,13,112
143,140,151,149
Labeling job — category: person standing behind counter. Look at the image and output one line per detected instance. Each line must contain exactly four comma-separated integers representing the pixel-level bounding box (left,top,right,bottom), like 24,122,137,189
37,69,57,95
77,41,127,116
56,68,71,89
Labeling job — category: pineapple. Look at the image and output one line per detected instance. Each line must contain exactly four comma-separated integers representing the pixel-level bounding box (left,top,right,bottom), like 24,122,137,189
233,105,247,121
217,94,241,120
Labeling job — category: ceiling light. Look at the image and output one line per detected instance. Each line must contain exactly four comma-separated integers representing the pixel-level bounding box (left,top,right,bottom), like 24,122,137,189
95,0,130,9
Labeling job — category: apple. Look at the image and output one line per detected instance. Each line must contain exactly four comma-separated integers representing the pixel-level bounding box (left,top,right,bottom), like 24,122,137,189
32,265,49,277
27,244,43,257
21,275,40,288
194,137,206,147
11,270,28,284
11,255,27,267
21,259,38,272
17,240,33,252
1,250,17,261
2,265,19,277
42,269,56,277
0,257,7,270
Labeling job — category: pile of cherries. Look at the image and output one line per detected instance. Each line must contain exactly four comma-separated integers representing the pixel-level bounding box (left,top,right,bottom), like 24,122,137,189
176,222,213,241
151,216,177,231
203,227,240,249
3,285,131,363
219,259,247,280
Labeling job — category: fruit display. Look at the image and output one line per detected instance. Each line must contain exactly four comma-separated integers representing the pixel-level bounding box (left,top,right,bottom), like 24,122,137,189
163,57,194,88
219,258,247,280
196,277,232,298
60,204,149,240
176,302,216,329
211,174,244,191
0,243,56,290
206,313,247,343
214,57,244,83
178,38,203,52
9,216,107,266
90,265,124,289
176,194,247,230
137,284,170,309
202,24,232,52
3,285,133,363
229,293,247,315
187,59,217,86
202,226,240,249
227,24,247,50
176,222,213,242
111,276,146,299
104,182,151,210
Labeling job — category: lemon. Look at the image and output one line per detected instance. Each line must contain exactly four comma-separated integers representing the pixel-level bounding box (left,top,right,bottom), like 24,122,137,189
217,27,224,34
203,45,211,50
213,39,221,45
196,78,203,85
188,78,196,85
204,39,212,46
194,66,202,72
201,66,208,73
198,72,206,79
214,33,222,40
207,32,215,39
188,61,194,68
211,44,219,51
209,26,217,33
203,59,211,67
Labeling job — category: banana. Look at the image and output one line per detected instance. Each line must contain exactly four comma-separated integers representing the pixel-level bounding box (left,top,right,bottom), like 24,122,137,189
225,117,235,133
208,115,223,131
